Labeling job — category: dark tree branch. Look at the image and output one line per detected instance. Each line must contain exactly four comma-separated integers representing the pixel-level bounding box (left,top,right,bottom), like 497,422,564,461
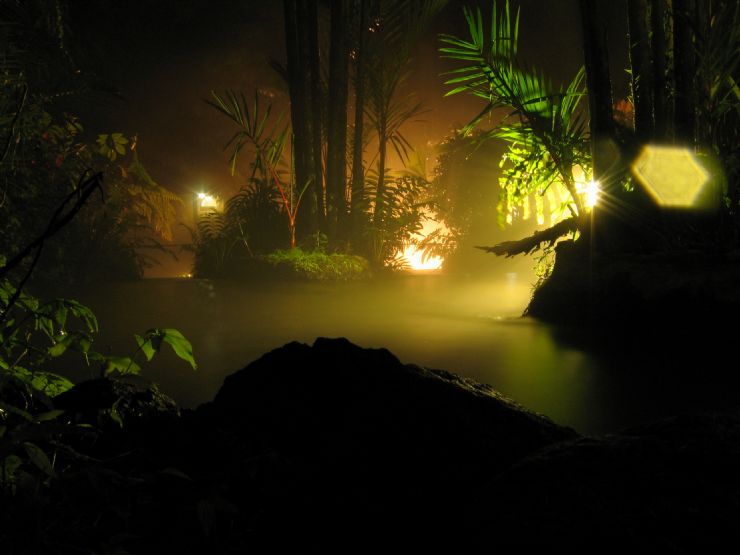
475,217,580,257
0,172,103,321
0,84,28,167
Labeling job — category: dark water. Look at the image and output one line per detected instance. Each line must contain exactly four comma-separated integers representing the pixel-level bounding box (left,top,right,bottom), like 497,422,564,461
69,274,739,435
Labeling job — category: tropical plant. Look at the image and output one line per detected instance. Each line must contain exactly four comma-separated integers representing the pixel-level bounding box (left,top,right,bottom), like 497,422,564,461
208,90,307,249
2,222,196,500
362,1,445,227
262,248,370,281
0,100,182,286
1,0,183,286
0,284,196,496
693,0,740,218
439,0,592,255
417,131,503,264
363,160,434,269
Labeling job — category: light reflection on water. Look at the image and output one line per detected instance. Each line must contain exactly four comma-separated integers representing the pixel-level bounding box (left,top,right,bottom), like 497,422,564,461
72,274,738,435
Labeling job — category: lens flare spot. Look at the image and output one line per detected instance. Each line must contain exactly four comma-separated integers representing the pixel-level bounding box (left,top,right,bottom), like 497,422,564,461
631,145,711,208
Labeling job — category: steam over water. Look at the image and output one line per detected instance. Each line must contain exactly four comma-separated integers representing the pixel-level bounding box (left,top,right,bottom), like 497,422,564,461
73,274,738,435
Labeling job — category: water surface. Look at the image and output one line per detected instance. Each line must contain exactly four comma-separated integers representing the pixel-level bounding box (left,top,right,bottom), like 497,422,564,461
72,274,739,435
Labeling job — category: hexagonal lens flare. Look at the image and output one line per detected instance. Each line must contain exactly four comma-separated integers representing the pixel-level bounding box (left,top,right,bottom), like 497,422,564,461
631,146,711,208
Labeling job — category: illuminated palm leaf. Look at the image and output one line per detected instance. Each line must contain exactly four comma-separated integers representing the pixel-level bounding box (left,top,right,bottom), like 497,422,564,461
440,0,590,220
206,90,289,180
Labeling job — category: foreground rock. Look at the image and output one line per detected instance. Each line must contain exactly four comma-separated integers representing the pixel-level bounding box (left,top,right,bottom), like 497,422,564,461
464,410,740,551
3,338,740,553
204,337,576,550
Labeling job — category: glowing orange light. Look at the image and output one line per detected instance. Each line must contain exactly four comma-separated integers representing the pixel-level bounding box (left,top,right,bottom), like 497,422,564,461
397,216,446,271
402,247,443,271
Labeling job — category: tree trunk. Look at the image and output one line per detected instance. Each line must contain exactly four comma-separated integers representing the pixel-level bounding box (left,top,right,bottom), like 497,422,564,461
627,0,655,140
305,0,325,234
283,0,310,215
579,0,623,252
579,0,615,157
651,0,669,139
373,125,387,226
294,0,321,237
350,0,368,243
692,0,711,147
673,0,696,144
327,0,350,240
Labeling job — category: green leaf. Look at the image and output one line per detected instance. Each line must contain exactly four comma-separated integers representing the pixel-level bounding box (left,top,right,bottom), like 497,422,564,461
48,338,69,358
30,372,75,396
0,401,34,422
134,334,157,362
1,455,22,483
35,410,65,422
23,442,56,478
64,299,99,332
54,304,68,329
103,357,141,376
110,399,124,428
159,328,197,370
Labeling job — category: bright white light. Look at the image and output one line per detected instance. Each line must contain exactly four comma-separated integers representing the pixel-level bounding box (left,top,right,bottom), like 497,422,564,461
585,180,599,208
198,192,218,208
575,179,600,209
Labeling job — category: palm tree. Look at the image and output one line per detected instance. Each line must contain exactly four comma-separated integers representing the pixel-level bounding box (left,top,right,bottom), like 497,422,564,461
363,0,445,226
439,1,591,255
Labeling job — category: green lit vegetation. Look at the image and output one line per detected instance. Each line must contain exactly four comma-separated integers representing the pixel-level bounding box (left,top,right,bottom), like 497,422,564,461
262,247,370,281
439,0,739,282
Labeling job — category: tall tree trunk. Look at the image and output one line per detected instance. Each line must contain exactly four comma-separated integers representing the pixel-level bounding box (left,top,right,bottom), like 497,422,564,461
651,0,669,139
673,0,696,144
579,0,622,251
350,0,368,243
283,0,314,243
305,0,325,234
579,0,615,180
373,120,387,226
326,0,350,240
294,0,321,237
692,0,711,147
627,0,655,140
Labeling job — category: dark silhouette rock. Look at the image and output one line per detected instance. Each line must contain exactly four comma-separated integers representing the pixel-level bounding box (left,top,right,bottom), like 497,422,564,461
206,336,577,550
528,240,740,327
5,339,740,554
463,410,740,552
